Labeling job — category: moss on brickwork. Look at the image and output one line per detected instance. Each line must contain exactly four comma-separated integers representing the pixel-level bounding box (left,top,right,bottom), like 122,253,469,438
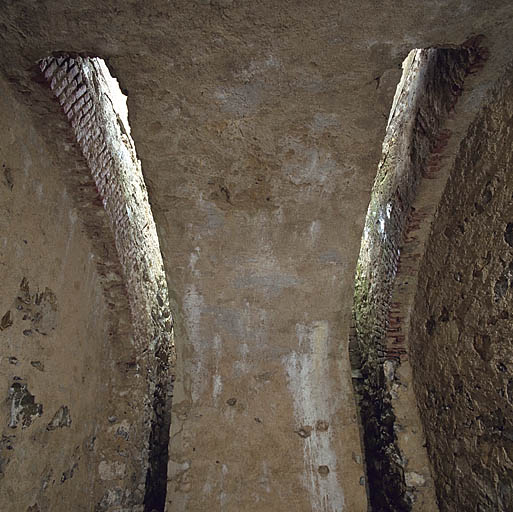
353,153,411,511
351,45,485,510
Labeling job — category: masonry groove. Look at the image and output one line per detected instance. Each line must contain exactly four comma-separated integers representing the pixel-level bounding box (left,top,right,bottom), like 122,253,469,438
350,40,488,511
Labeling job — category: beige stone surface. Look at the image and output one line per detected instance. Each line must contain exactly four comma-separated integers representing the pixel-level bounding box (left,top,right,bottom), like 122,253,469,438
0,75,109,511
0,2,513,511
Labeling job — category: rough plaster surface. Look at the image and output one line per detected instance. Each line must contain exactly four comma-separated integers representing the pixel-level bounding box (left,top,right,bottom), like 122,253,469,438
0,75,109,511
410,69,513,511
0,2,513,510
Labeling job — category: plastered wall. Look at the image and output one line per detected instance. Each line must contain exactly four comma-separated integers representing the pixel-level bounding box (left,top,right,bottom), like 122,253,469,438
0,75,110,511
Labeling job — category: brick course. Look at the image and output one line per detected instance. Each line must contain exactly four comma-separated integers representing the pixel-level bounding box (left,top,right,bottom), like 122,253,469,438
40,55,174,511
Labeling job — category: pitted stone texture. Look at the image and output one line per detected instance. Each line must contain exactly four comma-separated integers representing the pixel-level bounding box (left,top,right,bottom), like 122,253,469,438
410,70,513,511
1,2,513,511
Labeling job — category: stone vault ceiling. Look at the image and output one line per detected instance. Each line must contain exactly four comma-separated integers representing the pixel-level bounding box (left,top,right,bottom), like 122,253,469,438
2,1,513,511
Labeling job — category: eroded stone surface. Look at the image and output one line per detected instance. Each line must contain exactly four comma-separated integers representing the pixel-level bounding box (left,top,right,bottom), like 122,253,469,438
0,2,512,511
410,70,513,511
46,406,72,431
349,44,492,511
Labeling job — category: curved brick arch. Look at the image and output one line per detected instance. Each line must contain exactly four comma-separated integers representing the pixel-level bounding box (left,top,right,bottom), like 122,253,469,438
350,40,489,511
40,56,174,510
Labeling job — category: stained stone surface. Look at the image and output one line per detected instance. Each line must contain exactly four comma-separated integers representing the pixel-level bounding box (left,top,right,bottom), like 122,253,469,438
0,2,513,511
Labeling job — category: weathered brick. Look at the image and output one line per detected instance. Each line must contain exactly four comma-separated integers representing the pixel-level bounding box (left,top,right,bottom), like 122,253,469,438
72,96,87,115
44,59,58,79
67,64,80,81
41,58,174,499
62,82,80,111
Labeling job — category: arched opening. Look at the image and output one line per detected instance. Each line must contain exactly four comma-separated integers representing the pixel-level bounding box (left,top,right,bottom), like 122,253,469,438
350,40,487,510
40,55,175,511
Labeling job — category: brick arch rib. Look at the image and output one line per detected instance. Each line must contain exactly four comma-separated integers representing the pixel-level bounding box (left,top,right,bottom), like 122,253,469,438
40,55,175,512
349,39,487,511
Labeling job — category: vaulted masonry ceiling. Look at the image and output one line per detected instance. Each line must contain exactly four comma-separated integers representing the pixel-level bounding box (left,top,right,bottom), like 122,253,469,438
1,2,513,512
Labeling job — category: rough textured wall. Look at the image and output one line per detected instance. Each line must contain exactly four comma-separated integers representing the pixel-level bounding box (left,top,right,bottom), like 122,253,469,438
0,59,170,511
0,75,111,511
350,45,484,511
40,55,174,511
1,3,513,511
410,69,513,510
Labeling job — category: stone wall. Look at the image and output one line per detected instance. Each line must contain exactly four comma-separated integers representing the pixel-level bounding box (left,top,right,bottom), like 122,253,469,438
410,67,513,511
40,55,174,511
350,42,486,511
0,74,114,511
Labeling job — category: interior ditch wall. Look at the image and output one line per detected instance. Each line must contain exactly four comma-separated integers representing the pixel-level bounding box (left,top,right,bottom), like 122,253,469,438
40,55,175,511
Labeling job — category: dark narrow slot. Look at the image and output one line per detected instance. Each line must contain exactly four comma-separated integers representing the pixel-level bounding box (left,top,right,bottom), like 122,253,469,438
350,43,486,511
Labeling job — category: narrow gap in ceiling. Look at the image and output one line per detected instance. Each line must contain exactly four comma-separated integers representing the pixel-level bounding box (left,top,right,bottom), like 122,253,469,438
39,54,175,512
350,49,424,512
349,42,484,510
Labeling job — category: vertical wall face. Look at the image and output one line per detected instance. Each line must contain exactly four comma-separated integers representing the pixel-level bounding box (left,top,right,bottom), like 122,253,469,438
350,46,483,511
0,76,110,510
410,71,513,511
